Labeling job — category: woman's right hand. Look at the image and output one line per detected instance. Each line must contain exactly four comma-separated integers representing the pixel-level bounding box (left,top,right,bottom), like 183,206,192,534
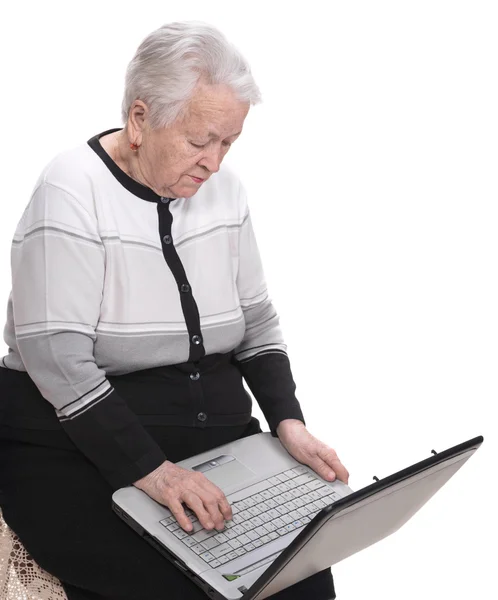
133,460,232,533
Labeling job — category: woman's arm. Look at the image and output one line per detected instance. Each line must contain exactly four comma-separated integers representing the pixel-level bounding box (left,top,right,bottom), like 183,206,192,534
231,181,349,484
10,182,165,489
232,181,305,434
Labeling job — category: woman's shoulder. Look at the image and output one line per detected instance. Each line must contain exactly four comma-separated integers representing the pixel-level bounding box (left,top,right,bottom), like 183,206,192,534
32,140,106,214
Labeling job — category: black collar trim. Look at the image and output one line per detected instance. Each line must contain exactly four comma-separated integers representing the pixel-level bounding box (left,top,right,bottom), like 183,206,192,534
87,128,175,204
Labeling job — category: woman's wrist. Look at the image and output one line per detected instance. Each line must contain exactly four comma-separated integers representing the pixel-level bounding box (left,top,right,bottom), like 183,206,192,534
134,459,171,489
276,418,306,438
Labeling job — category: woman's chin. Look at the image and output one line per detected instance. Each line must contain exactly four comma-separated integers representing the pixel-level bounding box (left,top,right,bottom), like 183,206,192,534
170,183,202,199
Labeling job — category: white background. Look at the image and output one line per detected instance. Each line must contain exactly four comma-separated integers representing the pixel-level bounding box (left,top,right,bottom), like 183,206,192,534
1,1,496,598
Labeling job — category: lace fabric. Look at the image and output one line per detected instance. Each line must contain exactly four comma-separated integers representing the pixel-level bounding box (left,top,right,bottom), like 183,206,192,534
0,508,67,600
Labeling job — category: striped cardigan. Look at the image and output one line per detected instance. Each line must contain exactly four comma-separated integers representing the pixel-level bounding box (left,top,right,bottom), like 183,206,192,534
0,128,304,487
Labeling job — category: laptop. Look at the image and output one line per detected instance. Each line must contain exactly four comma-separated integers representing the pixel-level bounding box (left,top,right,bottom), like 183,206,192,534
112,433,483,599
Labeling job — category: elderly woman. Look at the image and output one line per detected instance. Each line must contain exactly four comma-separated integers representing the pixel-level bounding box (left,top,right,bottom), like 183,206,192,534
0,21,348,600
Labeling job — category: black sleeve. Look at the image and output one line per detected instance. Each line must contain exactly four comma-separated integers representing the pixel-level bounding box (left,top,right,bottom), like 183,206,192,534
234,351,306,436
60,389,166,490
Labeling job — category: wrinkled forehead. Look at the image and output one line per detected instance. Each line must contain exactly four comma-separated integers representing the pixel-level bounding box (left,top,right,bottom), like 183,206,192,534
179,86,249,136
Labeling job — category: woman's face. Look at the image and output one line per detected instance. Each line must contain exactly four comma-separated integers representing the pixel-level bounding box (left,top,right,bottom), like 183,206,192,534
132,83,250,199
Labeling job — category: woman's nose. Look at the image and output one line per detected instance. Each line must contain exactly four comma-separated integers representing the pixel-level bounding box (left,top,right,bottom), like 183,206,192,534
198,145,223,174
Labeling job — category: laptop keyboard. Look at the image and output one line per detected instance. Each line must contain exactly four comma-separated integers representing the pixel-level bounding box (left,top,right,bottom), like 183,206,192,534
159,466,341,568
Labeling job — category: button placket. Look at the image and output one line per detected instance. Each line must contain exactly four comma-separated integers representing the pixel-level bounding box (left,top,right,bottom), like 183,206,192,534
156,200,205,365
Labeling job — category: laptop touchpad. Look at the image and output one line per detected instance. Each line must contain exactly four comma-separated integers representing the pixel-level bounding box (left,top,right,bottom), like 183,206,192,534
193,455,255,489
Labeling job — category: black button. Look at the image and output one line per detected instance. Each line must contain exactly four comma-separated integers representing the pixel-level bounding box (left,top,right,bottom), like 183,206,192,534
190,371,200,381
181,284,190,293
162,235,172,244
160,197,169,204
191,335,202,345
197,412,207,422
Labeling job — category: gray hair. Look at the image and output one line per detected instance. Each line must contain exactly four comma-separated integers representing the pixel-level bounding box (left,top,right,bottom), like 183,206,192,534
121,21,262,129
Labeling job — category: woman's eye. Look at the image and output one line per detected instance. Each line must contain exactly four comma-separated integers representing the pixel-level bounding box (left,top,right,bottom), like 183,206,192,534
222,141,232,148
190,142,206,149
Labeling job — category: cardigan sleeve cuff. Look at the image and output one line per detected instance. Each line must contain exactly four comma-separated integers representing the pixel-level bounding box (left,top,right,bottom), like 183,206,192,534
233,351,306,436
60,388,166,490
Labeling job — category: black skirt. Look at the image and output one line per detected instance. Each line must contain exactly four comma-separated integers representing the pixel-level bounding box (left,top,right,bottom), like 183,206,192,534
0,359,336,600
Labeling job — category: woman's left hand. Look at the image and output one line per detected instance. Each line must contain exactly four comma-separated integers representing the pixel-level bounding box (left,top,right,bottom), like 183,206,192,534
276,419,349,484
